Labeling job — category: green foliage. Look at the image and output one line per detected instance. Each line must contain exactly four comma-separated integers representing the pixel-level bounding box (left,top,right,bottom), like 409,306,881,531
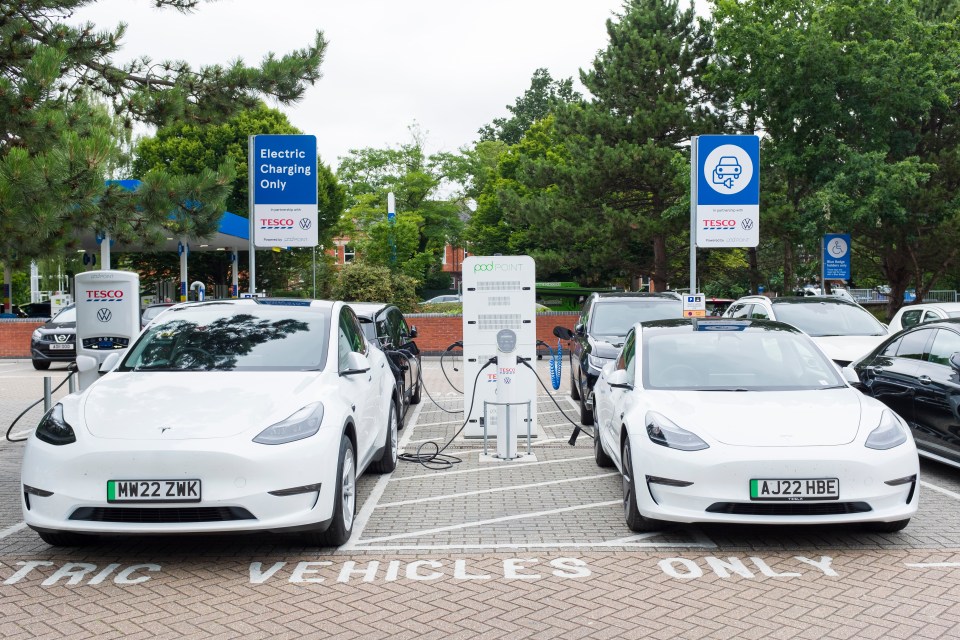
478,68,581,145
331,263,419,312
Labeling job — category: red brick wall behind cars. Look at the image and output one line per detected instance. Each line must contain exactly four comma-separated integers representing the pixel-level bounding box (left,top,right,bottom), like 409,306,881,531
0,320,43,358
407,312,579,355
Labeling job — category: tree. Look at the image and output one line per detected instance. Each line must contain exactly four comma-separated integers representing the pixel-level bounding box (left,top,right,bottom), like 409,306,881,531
478,68,580,145
0,0,327,310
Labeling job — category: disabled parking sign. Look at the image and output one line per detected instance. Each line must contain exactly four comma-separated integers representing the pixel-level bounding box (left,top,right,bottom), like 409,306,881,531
694,135,760,248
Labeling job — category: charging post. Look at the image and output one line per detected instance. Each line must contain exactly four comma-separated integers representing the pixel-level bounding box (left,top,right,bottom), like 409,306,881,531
74,270,141,389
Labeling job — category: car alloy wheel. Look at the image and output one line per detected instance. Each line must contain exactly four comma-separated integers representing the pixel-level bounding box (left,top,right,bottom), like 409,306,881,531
341,445,356,532
622,438,659,532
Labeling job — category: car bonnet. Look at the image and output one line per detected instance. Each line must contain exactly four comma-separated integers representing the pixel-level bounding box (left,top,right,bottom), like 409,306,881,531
82,371,326,440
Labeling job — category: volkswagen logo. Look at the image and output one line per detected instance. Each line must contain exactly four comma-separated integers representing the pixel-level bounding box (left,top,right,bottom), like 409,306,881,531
97,308,113,323
741,218,754,230
299,218,312,230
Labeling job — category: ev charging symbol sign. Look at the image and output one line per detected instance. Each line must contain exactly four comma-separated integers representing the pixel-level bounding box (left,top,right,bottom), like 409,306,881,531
704,145,754,194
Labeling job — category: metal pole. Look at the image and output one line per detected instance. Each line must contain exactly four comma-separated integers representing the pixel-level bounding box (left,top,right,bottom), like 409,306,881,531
689,136,698,294
43,377,52,413
312,246,317,299
248,135,256,295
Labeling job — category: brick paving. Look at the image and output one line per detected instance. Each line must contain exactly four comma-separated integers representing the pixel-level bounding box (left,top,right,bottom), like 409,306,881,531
1,357,960,638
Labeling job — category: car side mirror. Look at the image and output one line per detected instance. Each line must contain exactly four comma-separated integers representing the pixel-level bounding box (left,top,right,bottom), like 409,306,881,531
409,326,418,339
950,352,960,371
553,326,574,341
607,368,633,390
574,323,586,336
841,365,865,389
99,352,123,374
340,351,371,376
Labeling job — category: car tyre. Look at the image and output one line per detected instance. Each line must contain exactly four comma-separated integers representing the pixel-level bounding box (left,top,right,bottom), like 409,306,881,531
863,519,910,533
410,378,421,405
305,436,356,547
622,438,661,532
371,399,399,474
570,360,580,401
579,390,594,426
32,360,50,371
37,530,91,547
594,429,614,468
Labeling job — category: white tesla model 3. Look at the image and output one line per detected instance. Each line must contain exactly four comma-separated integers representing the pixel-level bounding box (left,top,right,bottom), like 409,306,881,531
21,299,399,547
592,318,919,533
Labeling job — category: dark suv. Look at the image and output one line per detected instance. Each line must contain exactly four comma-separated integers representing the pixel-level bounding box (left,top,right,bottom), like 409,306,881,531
554,292,682,425
350,302,422,423
29,304,76,370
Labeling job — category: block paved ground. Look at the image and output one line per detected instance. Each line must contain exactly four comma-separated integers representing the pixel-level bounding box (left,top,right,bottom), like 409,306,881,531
1,357,959,638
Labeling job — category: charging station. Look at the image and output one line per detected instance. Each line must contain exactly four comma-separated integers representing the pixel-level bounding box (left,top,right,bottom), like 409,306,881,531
74,270,141,367
462,256,538,453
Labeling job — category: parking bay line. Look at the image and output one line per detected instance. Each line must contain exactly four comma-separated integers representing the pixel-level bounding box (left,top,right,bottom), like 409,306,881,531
905,562,960,568
0,522,27,540
354,500,621,545
377,472,619,509
391,455,595,482
352,539,718,552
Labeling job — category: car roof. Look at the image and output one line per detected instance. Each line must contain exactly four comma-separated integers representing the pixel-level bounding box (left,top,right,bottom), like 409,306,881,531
899,317,960,330
592,292,680,302
349,302,392,318
637,317,804,335
896,301,960,312
735,295,861,308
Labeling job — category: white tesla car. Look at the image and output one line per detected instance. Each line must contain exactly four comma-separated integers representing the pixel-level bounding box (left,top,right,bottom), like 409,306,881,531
21,299,399,547
592,318,919,533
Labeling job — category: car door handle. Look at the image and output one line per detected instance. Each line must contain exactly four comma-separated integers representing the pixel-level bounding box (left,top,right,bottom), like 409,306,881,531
918,375,932,385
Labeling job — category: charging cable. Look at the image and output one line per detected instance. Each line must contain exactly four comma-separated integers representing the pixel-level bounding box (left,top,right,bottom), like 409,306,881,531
6,369,76,443
537,339,562,390
399,358,496,470
439,340,463,394
516,358,595,445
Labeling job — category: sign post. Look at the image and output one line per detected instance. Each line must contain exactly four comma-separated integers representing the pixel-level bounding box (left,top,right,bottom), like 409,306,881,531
822,233,851,290
248,134,318,294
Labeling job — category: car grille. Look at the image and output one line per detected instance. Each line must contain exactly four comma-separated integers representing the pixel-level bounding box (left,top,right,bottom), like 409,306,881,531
42,334,75,343
705,502,872,516
69,507,256,523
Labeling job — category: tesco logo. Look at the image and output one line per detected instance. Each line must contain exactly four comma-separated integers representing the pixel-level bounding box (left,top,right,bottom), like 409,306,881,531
260,218,294,227
703,219,736,227
86,290,124,298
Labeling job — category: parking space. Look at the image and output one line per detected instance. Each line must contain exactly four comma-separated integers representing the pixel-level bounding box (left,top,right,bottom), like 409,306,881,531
2,358,960,638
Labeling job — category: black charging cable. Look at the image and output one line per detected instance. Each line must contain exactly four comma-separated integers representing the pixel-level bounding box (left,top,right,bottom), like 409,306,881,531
516,358,595,445
6,368,76,443
398,358,496,470
439,340,463,394
388,347,463,416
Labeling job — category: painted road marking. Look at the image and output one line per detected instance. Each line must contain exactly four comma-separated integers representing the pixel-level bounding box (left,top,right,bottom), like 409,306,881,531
921,480,960,502
346,540,717,552
377,472,619,508
905,562,960,568
355,500,621,545
392,455,595,482
0,522,26,539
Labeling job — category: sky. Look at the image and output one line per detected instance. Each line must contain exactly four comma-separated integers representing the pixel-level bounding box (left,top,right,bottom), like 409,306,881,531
72,0,636,169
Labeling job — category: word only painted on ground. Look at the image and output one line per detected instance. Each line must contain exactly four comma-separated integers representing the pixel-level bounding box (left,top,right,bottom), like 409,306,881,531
2,561,160,586
249,557,591,584
659,556,839,579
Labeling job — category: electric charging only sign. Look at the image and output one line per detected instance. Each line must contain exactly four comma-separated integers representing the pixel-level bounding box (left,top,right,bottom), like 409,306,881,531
695,135,760,248
251,134,318,247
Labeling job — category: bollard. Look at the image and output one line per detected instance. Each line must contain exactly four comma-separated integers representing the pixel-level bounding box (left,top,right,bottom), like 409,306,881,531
43,376,52,413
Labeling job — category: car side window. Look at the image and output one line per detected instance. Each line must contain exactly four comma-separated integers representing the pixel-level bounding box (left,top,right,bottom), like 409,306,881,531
728,303,753,319
896,328,934,360
621,330,637,381
750,305,770,320
927,329,960,366
881,337,903,357
900,309,923,329
921,310,943,324
388,309,406,345
338,307,366,369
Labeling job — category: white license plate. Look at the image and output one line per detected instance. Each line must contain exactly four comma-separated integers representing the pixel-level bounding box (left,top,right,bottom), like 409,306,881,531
48,343,74,350
107,479,201,503
750,478,839,501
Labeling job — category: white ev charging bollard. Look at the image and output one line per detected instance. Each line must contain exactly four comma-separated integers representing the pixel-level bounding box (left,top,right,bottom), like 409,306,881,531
74,270,141,370
495,329,520,459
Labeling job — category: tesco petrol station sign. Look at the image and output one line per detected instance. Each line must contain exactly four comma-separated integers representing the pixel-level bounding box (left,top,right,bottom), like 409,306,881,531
251,134,318,247
694,134,760,248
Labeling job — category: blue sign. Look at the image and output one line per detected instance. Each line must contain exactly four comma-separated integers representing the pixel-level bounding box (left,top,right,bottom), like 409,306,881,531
823,233,851,280
695,135,761,248
251,134,318,248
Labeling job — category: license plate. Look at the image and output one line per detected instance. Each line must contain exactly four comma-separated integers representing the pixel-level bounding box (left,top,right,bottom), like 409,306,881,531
48,343,74,350
750,478,839,501
107,479,201,503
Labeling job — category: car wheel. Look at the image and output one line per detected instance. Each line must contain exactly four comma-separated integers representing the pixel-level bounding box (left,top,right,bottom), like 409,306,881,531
570,359,581,401
579,389,594,426
306,436,356,547
410,378,422,405
594,428,614,468
371,399,399,474
37,530,91,546
32,360,50,371
622,438,660,532
863,519,910,533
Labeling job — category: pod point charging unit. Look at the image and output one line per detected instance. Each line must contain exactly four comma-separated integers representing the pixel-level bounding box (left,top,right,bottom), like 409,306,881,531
74,270,141,390
462,255,537,461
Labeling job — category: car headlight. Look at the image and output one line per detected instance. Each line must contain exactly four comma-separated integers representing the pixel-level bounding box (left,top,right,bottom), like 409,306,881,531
865,410,908,450
31,329,41,341
646,412,709,451
587,354,609,371
35,404,76,446
253,402,324,445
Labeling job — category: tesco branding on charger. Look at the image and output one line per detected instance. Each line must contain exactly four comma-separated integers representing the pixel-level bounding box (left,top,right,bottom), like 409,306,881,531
74,270,140,365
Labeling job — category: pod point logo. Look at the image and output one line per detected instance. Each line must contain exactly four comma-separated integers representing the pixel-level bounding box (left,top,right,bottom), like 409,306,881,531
97,308,113,323
741,218,754,230
299,218,312,230
473,261,524,273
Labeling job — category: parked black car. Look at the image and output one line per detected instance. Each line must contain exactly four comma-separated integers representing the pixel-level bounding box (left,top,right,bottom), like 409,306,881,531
854,318,960,468
554,292,683,425
30,304,76,370
350,302,422,422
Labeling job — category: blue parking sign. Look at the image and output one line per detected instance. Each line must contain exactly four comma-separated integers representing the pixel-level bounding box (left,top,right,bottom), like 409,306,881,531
251,134,318,247
823,234,851,280
695,135,760,248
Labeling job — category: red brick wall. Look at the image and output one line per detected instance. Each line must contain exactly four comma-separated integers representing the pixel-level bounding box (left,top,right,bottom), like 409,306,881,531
0,320,43,358
408,312,579,355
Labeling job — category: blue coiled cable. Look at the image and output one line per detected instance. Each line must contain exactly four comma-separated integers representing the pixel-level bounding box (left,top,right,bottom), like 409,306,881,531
549,340,562,390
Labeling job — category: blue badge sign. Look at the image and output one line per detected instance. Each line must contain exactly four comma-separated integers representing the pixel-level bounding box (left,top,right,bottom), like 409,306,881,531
823,233,851,280
695,135,760,248
251,135,318,247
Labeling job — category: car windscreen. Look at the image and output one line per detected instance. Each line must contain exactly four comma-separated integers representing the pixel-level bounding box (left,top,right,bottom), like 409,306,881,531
119,306,329,371
590,300,682,337
142,305,172,323
773,302,886,337
50,306,75,323
642,326,846,391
